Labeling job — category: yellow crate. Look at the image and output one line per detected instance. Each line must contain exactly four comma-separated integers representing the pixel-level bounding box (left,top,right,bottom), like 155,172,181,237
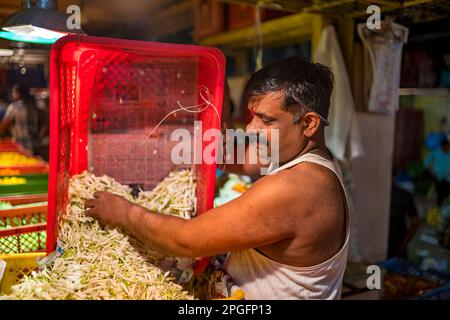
0,252,45,294
214,289,245,300
0,253,244,300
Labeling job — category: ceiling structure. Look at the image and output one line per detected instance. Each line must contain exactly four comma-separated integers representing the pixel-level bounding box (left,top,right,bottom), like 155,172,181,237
0,0,449,58
221,0,450,21
0,0,193,41
0,0,194,68
0,0,449,43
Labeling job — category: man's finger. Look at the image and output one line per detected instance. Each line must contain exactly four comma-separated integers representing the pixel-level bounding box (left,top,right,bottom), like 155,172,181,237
93,191,103,199
85,208,96,218
85,199,96,209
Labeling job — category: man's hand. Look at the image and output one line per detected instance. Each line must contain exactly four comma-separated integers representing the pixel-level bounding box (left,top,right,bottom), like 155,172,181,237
85,191,133,228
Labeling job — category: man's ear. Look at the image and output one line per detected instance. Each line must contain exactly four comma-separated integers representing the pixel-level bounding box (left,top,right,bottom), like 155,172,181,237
303,112,321,138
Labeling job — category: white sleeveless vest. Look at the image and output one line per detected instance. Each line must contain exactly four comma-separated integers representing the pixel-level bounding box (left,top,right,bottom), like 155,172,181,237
224,152,351,300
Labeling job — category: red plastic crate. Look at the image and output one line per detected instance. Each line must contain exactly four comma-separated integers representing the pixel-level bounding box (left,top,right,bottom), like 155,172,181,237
0,140,22,152
0,194,48,206
0,165,48,175
47,35,225,272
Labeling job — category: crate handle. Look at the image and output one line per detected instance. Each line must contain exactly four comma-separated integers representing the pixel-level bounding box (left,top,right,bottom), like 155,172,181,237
0,223,46,237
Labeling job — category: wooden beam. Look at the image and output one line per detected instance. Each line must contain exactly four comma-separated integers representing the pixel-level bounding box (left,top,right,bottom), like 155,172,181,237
0,7,17,16
222,0,449,24
220,0,436,12
399,88,450,96
349,0,438,18
403,0,438,7
199,12,314,48
359,0,402,9
219,0,311,12
305,0,355,12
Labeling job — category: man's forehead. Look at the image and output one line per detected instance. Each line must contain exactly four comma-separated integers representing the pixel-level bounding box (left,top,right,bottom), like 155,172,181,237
248,91,284,113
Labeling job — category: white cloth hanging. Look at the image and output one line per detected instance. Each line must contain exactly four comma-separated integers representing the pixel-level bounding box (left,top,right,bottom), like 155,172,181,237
357,21,409,114
313,25,364,161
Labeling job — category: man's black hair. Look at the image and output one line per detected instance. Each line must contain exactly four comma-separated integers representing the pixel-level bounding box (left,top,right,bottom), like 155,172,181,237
243,56,334,125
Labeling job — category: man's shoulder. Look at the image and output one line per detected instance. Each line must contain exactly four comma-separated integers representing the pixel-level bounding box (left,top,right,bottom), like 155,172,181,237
9,101,25,108
273,161,339,190
249,161,338,205
5,101,25,114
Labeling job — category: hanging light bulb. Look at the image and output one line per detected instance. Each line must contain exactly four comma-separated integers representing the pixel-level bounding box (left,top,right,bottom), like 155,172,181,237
0,0,85,44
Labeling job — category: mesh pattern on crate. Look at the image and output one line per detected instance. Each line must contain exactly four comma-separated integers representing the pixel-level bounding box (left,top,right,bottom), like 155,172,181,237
0,230,46,254
87,52,197,190
8,263,40,287
0,212,46,228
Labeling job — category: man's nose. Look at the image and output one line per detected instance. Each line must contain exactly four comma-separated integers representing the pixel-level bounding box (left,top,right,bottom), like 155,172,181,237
245,119,259,135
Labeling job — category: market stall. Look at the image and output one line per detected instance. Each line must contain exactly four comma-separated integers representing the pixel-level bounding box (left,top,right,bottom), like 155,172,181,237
0,0,449,302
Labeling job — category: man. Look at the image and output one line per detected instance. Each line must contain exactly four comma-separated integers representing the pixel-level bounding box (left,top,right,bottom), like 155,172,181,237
0,84,47,154
85,56,350,300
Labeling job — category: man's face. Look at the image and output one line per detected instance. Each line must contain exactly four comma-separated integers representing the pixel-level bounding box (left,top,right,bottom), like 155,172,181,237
12,89,19,101
246,91,308,163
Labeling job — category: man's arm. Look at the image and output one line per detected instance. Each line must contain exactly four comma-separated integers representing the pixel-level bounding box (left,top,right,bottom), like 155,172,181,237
0,105,14,136
0,118,11,136
86,174,298,257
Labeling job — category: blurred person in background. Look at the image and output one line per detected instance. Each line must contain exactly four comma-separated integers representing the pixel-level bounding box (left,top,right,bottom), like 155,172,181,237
0,84,47,154
424,139,450,206
34,89,50,161
0,89,8,121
